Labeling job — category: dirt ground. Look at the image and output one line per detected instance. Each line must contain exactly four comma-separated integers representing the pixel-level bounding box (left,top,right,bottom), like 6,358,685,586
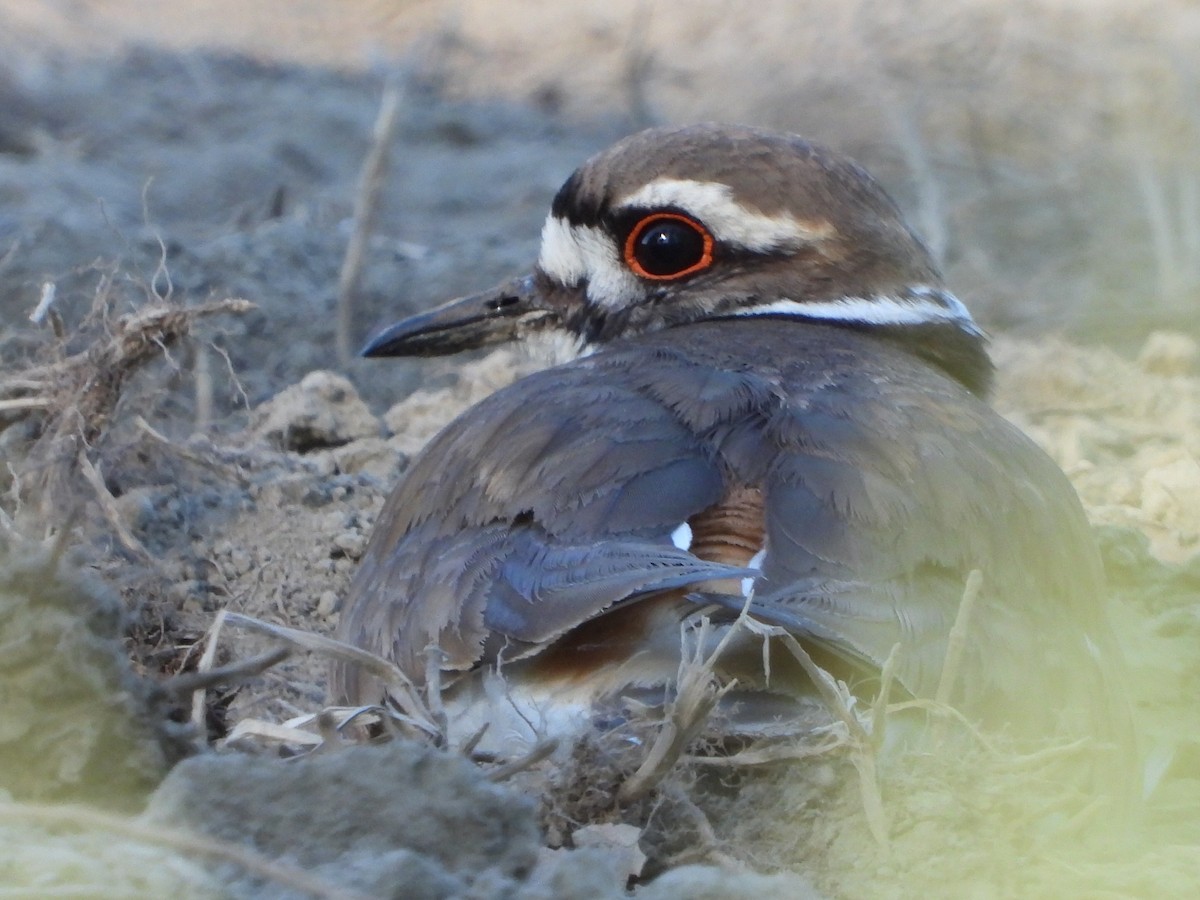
1,1,1199,897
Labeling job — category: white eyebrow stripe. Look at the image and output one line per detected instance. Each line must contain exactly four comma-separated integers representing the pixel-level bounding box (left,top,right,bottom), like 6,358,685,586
741,547,766,598
615,178,830,251
733,288,983,333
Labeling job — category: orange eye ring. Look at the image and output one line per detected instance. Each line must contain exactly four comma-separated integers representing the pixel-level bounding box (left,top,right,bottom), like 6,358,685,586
623,213,715,281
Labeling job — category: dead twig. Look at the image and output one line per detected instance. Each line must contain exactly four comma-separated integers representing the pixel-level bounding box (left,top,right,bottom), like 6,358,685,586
619,612,744,802
336,74,404,363
133,416,252,488
74,298,254,444
683,732,846,767
207,340,250,411
459,722,491,758
932,569,983,745
221,611,441,741
870,642,902,751
486,739,559,782
0,397,53,412
1,295,255,528
164,647,292,700
769,627,890,852
223,716,325,749
77,449,151,561
28,281,58,324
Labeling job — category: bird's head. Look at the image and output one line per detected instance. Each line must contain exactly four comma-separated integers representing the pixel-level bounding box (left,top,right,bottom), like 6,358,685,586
364,123,991,395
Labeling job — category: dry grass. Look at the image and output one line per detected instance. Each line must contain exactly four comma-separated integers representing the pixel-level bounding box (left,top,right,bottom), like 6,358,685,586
218,610,443,743
0,280,252,544
190,567,1143,886
619,613,745,802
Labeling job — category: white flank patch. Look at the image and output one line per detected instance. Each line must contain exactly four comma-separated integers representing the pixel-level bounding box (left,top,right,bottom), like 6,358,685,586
537,215,643,309
670,522,693,550
742,547,766,598
616,178,827,252
733,286,982,334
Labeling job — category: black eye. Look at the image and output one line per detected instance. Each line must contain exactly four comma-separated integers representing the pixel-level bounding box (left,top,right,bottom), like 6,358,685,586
624,213,714,280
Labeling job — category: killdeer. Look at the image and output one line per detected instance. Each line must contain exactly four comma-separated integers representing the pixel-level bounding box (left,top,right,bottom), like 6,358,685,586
332,124,1127,750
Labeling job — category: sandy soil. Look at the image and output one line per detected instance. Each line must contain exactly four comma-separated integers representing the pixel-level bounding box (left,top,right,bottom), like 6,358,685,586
1,2,1199,897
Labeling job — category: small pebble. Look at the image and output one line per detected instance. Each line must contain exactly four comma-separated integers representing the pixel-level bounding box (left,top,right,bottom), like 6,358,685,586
332,531,366,558
316,590,339,618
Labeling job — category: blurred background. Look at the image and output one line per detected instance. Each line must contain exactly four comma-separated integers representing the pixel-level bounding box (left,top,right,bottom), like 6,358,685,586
1,5,1197,893
0,0,1196,412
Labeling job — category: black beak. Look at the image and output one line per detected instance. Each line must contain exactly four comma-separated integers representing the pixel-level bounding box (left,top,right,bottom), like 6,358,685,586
361,273,558,358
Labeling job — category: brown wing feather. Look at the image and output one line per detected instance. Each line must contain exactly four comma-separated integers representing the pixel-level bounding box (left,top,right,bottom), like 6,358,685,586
333,319,1129,749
